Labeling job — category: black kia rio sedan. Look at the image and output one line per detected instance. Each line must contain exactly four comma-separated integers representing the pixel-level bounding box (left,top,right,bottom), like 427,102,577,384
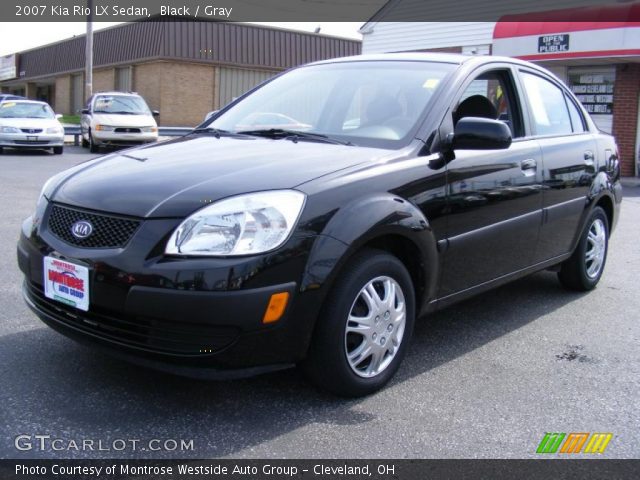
18,53,622,396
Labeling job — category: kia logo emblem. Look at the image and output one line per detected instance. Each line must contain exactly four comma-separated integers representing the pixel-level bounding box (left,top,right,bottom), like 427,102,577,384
71,220,93,239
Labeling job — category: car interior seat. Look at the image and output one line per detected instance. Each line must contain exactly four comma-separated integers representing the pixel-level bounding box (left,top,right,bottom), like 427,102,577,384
453,95,498,125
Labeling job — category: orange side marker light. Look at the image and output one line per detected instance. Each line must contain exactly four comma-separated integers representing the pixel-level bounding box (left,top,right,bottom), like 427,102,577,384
263,292,289,324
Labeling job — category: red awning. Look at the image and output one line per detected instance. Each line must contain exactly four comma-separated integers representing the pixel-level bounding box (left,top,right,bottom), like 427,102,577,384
493,3,640,61
495,2,640,37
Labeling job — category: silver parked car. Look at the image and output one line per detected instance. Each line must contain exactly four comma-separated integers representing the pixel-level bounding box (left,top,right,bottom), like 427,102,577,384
0,100,64,155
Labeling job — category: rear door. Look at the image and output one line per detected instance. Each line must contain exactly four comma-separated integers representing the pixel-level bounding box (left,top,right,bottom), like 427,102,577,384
439,65,544,297
517,69,598,262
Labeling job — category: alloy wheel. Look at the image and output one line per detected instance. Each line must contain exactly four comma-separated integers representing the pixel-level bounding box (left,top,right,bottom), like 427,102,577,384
344,276,406,378
585,218,606,279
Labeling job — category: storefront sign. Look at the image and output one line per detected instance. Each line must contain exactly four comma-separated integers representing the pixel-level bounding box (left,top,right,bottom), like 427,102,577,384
538,35,569,54
569,71,614,115
0,54,17,81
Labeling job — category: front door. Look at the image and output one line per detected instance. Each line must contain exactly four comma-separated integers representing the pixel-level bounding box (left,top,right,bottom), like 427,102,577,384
439,67,544,297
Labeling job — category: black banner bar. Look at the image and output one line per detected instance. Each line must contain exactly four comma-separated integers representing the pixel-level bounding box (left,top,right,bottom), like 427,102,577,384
2,0,639,22
1,460,639,480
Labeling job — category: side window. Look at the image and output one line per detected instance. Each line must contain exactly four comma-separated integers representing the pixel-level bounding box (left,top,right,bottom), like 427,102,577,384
520,71,572,136
454,70,522,138
565,94,586,133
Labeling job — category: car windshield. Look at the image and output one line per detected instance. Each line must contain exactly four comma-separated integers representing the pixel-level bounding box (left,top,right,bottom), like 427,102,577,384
93,95,150,114
0,102,54,119
208,61,455,148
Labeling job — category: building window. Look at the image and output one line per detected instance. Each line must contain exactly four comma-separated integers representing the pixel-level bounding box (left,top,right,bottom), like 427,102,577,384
115,66,132,92
568,67,615,133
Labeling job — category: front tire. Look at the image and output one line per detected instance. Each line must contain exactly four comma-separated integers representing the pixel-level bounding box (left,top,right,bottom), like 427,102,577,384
303,249,415,397
88,131,99,153
53,146,63,155
558,206,609,291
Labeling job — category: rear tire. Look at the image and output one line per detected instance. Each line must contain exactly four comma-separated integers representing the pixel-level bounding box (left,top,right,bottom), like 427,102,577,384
558,206,609,291
303,249,415,397
81,135,89,148
53,146,63,155
0,147,3,154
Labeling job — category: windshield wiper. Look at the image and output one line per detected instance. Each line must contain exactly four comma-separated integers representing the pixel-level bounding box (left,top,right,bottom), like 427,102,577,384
109,111,139,115
191,127,250,139
236,128,353,146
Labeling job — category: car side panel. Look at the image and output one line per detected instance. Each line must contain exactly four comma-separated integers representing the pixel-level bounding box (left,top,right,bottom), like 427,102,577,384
297,154,449,314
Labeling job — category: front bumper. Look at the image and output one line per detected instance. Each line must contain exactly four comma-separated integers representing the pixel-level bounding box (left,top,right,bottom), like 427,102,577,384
17,206,331,376
93,130,158,146
0,132,64,148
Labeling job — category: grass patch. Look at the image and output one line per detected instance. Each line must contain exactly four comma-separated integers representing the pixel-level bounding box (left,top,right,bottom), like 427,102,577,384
59,114,80,124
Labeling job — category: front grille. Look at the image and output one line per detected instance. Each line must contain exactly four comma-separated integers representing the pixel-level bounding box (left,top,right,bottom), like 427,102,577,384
15,140,49,145
114,127,141,133
48,204,141,248
21,128,42,133
26,282,239,355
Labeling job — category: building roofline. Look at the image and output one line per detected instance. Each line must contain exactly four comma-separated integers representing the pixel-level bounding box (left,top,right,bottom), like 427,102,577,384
359,0,397,32
5,18,361,58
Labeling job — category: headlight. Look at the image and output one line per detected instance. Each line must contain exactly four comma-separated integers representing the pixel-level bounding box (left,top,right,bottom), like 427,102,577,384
165,190,306,256
46,126,63,134
95,124,115,131
1,126,20,133
141,126,158,133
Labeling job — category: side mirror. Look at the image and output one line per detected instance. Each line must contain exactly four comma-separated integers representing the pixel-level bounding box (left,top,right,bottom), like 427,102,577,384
205,110,218,121
152,110,160,117
452,117,512,150
80,108,90,115
55,114,63,119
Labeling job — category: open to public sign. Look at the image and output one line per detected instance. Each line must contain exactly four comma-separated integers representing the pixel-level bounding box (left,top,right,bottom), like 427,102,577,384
538,34,569,54
43,256,90,311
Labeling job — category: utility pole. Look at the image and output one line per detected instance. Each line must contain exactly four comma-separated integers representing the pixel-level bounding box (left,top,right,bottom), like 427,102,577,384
85,0,93,101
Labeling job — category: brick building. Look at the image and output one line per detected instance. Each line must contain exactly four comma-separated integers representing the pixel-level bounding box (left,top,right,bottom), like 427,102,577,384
0,20,361,127
361,3,640,177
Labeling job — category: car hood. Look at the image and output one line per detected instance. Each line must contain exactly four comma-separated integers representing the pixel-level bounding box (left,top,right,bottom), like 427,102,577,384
0,117,61,129
91,113,156,127
51,135,387,218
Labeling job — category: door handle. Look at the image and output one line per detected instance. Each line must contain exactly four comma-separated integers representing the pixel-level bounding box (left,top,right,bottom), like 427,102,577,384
584,151,595,162
520,158,537,170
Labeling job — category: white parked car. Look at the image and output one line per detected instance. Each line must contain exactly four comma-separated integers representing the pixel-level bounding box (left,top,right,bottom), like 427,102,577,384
0,100,64,154
80,92,159,152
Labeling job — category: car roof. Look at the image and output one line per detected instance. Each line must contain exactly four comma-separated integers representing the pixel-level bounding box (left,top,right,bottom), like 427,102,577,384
308,52,542,70
0,99,49,106
94,91,141,97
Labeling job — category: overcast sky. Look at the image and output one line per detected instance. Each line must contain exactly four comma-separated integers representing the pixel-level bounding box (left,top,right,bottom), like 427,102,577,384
0,22,362,56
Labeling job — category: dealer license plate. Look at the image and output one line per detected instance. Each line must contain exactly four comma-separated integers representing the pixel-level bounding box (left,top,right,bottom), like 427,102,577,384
43,256,90,311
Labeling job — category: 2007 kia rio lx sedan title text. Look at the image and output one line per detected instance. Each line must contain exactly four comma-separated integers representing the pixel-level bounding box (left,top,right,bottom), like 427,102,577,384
18,54,622,396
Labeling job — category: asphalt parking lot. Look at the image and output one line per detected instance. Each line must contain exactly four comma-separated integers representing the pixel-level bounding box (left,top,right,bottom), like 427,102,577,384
1,146,638,459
